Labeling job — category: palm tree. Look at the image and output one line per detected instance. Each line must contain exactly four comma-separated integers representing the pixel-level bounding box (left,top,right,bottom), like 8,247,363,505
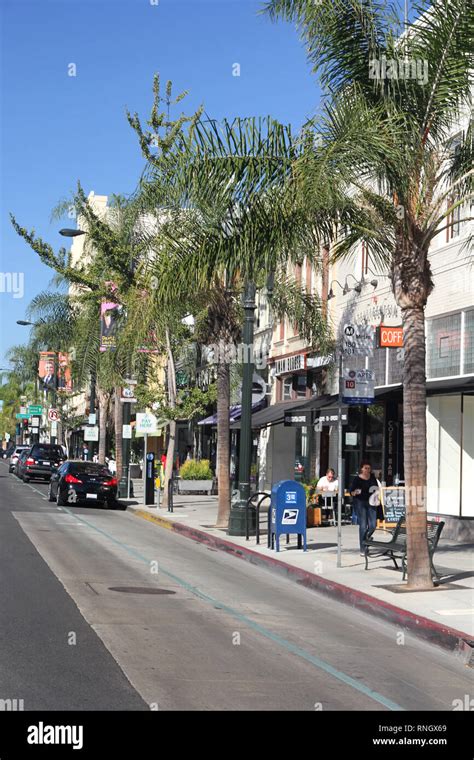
264,0,472,587
128,81,334,526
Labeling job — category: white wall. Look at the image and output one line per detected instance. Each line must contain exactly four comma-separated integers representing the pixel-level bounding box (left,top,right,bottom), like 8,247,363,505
427,395,462,516
461,395,474,516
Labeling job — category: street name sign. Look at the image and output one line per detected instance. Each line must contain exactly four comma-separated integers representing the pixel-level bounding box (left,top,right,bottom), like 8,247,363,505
16,413,29,420
28,405,43,415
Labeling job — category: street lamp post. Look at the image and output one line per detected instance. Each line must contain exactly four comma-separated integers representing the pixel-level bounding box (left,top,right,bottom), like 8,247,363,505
228,281,257,536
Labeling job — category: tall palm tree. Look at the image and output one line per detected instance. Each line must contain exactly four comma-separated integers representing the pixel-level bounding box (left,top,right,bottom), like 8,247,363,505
264,0,472,587
129,80,334,526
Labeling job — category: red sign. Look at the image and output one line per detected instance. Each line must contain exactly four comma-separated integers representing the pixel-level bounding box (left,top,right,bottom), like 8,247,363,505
379,325,403,348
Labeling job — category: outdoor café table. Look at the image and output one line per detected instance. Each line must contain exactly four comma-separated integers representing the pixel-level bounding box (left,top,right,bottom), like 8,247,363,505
315,490,351,525
315,490,337,525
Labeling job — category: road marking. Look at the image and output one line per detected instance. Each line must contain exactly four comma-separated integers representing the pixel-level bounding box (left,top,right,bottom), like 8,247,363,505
56,504,404,712
435,609,474,616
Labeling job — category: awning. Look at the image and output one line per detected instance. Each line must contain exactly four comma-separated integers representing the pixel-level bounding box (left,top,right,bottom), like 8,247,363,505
230,398,310,430
198,400,264,427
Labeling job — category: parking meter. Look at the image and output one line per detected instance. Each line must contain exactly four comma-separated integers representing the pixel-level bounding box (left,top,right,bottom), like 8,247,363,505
270,480,307,552
145,452,155,506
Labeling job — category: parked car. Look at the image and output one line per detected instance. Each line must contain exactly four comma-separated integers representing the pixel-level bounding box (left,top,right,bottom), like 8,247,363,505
14,449,31,477
8,445,29,473
3,444,16,460
16,443,65,482
48,460,120,508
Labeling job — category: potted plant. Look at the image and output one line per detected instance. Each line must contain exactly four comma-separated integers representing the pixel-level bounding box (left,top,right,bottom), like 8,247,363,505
304,480,321,527
178,459,214,494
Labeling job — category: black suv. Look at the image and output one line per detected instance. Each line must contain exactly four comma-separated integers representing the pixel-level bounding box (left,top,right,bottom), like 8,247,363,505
17,443,65,482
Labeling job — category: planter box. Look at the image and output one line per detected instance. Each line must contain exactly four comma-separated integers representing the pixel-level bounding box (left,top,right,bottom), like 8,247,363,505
306,507,322,528
178,479,213,495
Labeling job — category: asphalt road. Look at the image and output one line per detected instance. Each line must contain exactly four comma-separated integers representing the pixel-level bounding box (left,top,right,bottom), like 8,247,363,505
0,460,471,712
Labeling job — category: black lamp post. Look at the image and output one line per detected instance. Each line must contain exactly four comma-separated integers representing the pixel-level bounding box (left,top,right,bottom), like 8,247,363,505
228,281,257,536
16,319,53,443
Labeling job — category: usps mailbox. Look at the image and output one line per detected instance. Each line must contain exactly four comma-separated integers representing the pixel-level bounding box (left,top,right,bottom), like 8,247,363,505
270,480,307,552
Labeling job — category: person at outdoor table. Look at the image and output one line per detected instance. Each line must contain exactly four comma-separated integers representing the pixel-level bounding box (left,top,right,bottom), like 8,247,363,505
350,461,379,555
316,468,338,492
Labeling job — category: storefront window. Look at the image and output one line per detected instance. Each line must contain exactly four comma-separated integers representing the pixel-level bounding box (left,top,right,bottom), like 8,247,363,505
463,309,474,374
295,426,310,482
388,348,403,384
427,313,462,378
370,346,387,386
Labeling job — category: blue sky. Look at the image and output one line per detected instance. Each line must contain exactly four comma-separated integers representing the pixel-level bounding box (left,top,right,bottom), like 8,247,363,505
0,0,324,364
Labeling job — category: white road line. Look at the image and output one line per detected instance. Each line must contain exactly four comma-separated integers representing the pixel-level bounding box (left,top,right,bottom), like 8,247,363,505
435,609,474,616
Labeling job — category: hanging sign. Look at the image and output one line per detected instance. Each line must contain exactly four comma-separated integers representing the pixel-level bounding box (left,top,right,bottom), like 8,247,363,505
378,325,403,348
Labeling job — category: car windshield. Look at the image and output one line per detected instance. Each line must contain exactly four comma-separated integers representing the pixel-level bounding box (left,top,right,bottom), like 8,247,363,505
33,446,64,459
69,463,112,477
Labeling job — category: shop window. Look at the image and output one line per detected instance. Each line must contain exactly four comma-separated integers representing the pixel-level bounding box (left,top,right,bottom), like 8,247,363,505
427,313,462,378
283,377,293,400
370,346,387,386
388,347,403,384
295,373,308,398
463,309,474,374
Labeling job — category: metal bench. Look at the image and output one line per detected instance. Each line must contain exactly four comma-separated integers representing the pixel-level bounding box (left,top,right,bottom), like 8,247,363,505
364,517,445,581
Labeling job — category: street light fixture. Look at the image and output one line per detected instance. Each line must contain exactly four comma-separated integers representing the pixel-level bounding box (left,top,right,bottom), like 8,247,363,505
327,279,346,300
59,228,86,237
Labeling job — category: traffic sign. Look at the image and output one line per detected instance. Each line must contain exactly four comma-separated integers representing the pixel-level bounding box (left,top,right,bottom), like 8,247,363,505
15,413,29,420
136,412,158,434
84,426,99,442
343,369,375,405
343,323,374,356
48,408,60,422
28,405,43,415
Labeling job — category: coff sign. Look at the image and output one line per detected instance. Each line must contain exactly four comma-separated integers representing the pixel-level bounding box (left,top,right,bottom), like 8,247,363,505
379,325,403,348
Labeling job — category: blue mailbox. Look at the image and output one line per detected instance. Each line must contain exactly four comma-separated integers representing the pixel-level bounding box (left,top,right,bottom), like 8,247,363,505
270,480,307,552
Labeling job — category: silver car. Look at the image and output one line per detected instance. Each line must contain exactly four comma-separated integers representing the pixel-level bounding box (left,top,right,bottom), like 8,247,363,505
8,445,29,473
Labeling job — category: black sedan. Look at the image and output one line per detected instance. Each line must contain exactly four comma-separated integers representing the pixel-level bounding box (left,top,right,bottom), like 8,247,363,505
48,461,121,508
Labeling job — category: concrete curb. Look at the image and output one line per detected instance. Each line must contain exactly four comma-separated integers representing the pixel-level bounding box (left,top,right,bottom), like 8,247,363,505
129,506,473,664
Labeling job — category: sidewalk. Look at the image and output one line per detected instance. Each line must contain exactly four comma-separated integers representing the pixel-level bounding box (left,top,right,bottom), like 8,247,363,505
124,490,474,663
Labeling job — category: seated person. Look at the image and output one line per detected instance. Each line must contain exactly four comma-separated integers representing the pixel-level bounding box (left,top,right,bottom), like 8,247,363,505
317,468,338,492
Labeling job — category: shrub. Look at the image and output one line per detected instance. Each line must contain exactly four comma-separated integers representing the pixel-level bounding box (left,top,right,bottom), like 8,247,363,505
179,459,213,480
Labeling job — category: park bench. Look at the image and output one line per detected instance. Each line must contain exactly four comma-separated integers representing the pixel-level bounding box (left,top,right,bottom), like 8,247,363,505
364,517,445,581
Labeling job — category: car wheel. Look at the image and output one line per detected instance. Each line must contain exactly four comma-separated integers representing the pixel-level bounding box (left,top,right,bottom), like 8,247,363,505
56,489,66,507
48,484,55,502
23,474,30,483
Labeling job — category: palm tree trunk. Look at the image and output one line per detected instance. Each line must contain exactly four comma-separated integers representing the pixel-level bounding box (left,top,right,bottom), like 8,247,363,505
162,328,177,509
215,358,231,528
402,304,433,589
97,387,108,464
114,387,123,480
